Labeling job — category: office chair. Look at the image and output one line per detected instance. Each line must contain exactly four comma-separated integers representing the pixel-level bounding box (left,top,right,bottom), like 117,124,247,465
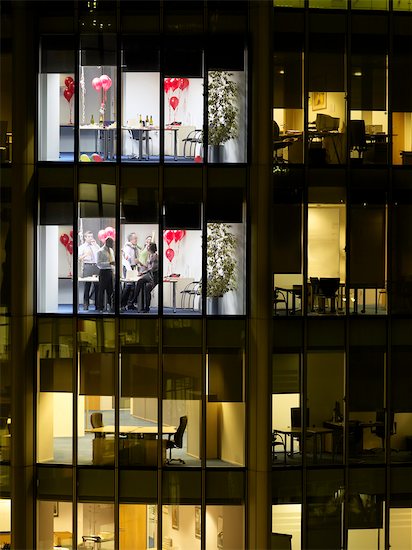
272,431,287,464
371,410,396,451
318,278,340,313
273,121,296,163
180,280,202,310
290,407,311,455
182,129,203,159
274,288,288,315
310,277,320,312
90,412,105,438
165,415,188,464
349,120,367,163
271,532,292,550
129,129,152,159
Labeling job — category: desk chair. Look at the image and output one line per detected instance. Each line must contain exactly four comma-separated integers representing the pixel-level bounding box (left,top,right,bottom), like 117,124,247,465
272,431,287,464
129,129,152,159
180,280,202,310
291,407,311,455
90,412,105,438
271,532,292,550
371,410,396,451
274,288,288,315
310,277,320,312
349,120,367,163
165,415,187,464
318,278,340,313
273,121,296,163
182,129,203,159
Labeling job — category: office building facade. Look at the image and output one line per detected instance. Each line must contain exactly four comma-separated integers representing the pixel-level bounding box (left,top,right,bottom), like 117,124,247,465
0,1,411,549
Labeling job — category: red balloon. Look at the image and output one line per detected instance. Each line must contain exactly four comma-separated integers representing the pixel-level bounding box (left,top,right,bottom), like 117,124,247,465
66,241,73,255
164,229,174,246
63,89,73,102
105,226,115,239
68,81,75,93
98,229,107,242
174,229,184,243
179,77,189,91
194,155,202,163
165,248,175,262
169,96,179,111
65,76,74,88
60,233,70,246
170,78,179,92
69,230,73,238
164,78,171,93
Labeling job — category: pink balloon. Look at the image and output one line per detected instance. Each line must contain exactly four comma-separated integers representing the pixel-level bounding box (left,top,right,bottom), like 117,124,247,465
194,155,202,163
69,230,73,238
165,248,175,262
98,229,107,242
174,229,184,243
92,77,102,91
164,78,171,93
91,153,104,162
100,74,112,92
164,229,174,246
169,96,179,111
105,226,115,239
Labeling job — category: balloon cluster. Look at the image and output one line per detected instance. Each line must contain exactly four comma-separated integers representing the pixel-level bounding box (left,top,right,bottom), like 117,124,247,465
92,75,113,115
163,229,186,263
98,226,116,243
63,77,75,124
60,231,74,276
79,153,104,163
164,77,190,121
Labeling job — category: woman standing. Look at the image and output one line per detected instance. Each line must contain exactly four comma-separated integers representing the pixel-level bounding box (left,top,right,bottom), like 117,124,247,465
97,237,115,312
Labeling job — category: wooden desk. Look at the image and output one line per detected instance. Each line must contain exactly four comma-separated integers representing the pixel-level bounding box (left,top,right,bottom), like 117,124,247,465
86,425,176,436
274,426,332,463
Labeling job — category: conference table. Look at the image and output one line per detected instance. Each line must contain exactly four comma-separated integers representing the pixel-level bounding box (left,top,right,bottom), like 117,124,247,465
86,425,176,437
123,125,180,160
274,426,333,463
163,277,180,313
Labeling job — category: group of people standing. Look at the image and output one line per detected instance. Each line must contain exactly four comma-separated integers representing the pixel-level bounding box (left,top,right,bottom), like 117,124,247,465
78,230,158,313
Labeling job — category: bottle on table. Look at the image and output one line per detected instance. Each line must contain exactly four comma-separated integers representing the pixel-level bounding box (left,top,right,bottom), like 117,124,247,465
90,114,95,125
99,113,103,127
139,114,143,126
145,115,149,126
149,115,153,126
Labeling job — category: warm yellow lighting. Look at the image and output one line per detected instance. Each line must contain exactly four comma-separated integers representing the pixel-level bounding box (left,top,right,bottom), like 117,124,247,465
353,71,362,77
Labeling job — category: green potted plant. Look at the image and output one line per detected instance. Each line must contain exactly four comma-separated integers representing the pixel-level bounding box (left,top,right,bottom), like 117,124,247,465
208,71,239,162
207,223,237,314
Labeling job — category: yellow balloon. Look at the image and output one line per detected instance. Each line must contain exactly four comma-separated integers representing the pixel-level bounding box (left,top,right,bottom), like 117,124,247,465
79,154,91,162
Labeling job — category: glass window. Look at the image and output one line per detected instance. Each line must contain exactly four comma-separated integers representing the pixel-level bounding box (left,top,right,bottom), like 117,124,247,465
120,504,157,549
78,502,114,549
161,504,201,549
0,316,11,465
121,36,160,163
390,350,412,464
391,189,412,314
37,172,74,314
393,0,412,11
37,500,72,549
308,187,346,316
38,36,76,161
272,469,302,550
79,35,117,163
78,176,116,314
206,505,245,549
207,37,247,164
351,0,388,8
37,318,74,465
77,319,115,466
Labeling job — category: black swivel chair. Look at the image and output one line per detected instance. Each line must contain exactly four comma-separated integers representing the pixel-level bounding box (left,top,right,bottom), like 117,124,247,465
349,120,367,164
272,431,287,464
165,415,188,464
290,407,311,454
273,121,296,163
371,410,396,451
318,278,340,313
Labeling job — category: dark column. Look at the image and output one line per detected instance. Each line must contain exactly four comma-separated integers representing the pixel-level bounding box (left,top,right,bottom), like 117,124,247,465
10,2,36,549
248,2,273,549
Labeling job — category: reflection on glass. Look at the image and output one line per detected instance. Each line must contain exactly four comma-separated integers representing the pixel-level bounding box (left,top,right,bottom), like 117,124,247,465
120,504,157,549
162,505,201,549
37,318,74,464
164,76,204,163
351,0,388,7
206,505,245,550
37,500,72,549
208,70,247,163
163,229,202,315
349,112,388,166
78,217,116,314
0,317,10,464
389,506,412,549
79,66,117,162
78,502,114,549
347,495,385,549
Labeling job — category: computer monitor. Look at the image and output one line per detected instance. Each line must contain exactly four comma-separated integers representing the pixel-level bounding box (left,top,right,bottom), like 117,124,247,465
316,114,340,132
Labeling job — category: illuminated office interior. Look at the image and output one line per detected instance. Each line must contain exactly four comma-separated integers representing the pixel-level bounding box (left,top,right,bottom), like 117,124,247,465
1,1,412,549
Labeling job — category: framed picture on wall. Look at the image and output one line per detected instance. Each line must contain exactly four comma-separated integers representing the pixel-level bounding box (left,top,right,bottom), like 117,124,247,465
312,91,327,111
171,505,179,530
195,506,201,539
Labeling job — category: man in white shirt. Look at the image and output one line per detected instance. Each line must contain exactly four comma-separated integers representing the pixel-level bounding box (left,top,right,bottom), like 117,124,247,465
78,230,100,311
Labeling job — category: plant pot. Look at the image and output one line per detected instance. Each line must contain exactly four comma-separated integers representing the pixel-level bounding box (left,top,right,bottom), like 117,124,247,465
208,145,224,163
207,296,221,315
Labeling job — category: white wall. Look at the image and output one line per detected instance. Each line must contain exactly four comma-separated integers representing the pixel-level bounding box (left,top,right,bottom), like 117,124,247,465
162,505,201,550
272,504,302,550
220,402,245,465
0,499,11,531
389,508,412,550
38,225,59,312
206,506,244,550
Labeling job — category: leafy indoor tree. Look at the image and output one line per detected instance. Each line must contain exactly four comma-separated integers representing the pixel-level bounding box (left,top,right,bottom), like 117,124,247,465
208,71,239,148
207,223,237,299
